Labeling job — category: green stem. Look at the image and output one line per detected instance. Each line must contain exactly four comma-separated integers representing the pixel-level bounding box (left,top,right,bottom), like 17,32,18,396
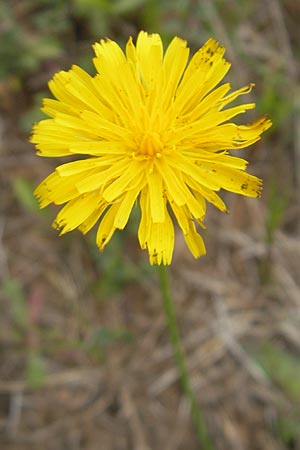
158,264,214,450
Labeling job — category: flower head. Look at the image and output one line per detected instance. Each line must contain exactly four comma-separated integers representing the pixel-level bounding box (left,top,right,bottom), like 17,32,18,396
31,31,271,265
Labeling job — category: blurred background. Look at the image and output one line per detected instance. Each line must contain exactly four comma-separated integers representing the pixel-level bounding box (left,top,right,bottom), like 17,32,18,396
0,0,300,449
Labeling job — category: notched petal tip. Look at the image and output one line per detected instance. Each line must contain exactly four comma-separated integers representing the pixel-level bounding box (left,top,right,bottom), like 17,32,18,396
34,195,50,209
260,114,273,131
52,219,65,235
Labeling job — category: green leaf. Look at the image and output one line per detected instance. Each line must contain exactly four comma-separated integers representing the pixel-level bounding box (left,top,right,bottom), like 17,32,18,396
90,327,133,347
13,176,41,213
110,0,148,14
255,343,300,401
3,278,28,328
274,416,300,447
265,177,290,246
26,353,46,389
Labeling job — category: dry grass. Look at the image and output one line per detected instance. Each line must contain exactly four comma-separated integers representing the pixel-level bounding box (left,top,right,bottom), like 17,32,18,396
1,1,300,449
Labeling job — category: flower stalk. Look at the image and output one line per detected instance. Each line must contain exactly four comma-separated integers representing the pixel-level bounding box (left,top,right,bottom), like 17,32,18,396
158,264,214,449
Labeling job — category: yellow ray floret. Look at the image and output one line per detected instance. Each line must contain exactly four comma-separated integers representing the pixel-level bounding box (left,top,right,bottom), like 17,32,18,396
31,31,272,265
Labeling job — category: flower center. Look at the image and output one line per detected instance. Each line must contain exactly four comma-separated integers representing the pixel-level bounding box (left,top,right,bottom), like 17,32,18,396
139,131,163,157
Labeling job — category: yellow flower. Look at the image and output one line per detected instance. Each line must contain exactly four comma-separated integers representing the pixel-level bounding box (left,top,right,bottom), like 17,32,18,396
31,31,271,265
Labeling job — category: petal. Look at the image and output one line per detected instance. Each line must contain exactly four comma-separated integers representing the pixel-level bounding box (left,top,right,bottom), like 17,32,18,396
79,203,108,234
136,31,163,87
138,187,174,265
93,39,126,75
53,192,101,234
34,170,88,206
126,36,137,65
177,115,272,151
113,186,140,229
167,197,190,234
67,141,126,156
102,160,145,202
147,168,165,222
96,203,119,250
218,83,255,108
48,70,85,108
177,83,231,123
155,157,188,205
148,213,174,265
56,157,114,176
179,38,223,83
168,153,221,191
183,221,206,258
80,110,133,143
48,66,109,115
181,149,248,170
42,98,80,118
176,38,230,113
176,103,256,139
64,65,109,114
75,158,130,194
138,187,150,249
161,36,189,108
197,185,228,212
31,120,74,157
199,163,263,197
